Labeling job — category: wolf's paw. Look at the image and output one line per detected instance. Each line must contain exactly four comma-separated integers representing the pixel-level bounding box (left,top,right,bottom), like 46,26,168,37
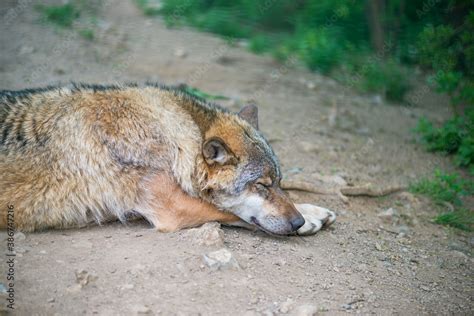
295,203,336,236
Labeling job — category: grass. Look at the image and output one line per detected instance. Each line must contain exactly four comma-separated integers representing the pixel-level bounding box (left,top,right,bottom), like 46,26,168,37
78,28,94,40
410,170,473,231
37,2,98,42
37,3,79,28
434,209,473,232
414,110,474,170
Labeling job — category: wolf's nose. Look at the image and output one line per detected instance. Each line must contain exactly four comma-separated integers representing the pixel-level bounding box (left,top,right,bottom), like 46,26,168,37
290,214,305,231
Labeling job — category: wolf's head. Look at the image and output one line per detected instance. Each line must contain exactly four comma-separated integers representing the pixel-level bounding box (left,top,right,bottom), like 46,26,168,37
199,104,304,235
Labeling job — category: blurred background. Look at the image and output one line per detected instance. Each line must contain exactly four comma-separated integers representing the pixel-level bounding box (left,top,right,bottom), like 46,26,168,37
1,1,473,314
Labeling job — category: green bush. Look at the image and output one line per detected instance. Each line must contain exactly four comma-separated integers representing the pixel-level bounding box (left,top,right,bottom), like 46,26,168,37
361,60,411,102
249,35,272,54
192,8,251,38
78,28,94,40
153,0,416,101
38,3,79,28
414,110,474,168
410,170,472,206
410,170,473,231
297,28,343,74
417,11,474,109
434,209,473,232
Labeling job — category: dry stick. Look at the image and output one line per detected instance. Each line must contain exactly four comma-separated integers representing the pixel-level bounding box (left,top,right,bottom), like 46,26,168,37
280,179,349,203
281,179,407,202
340,184,407,197
281,179,334,195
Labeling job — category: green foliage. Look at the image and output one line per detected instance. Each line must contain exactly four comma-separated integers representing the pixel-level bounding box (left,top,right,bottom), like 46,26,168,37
360,59,411,102
410,170,473,231
434,208,473,232
151,0,474,105
249,35,272,54
297,28,343,74
154,0,418,101
192,8,251,38
410,170,472,206
78,28,94,40
418,10,474,108
37,2,99,41
414,110,474,168
38,3,79,28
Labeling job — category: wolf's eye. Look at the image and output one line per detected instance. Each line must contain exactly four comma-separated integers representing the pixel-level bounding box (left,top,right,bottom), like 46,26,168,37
255,178,272,190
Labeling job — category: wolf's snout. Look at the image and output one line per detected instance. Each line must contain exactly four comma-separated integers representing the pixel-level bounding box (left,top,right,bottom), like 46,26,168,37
289,213,305,231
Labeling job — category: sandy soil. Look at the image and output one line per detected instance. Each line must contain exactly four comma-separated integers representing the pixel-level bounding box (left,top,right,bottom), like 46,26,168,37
0,1,472,315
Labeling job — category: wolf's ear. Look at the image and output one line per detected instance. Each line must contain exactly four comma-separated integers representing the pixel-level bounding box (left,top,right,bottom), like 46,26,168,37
203,138,236,165
238,104,259,130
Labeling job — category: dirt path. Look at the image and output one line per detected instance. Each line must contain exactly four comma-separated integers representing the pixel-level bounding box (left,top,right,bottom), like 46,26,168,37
1,1,472,315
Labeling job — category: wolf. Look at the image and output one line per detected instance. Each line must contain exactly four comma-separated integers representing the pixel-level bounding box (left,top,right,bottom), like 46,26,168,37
0,84,335,235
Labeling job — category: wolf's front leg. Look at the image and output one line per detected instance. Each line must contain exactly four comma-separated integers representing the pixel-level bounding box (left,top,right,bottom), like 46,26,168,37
145,174,241,232
294,204,336,236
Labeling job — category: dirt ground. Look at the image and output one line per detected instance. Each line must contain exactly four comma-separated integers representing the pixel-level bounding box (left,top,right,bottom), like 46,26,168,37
0,1,473,315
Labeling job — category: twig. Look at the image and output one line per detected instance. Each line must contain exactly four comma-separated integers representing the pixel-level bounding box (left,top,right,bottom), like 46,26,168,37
281,179,333,195
340,184,407,197
280,179,349,203
281,179,406,201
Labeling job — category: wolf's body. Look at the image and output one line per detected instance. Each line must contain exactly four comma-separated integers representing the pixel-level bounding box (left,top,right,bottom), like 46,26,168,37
0,84,335,235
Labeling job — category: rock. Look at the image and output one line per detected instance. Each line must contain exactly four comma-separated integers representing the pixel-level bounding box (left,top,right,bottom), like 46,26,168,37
279,298,294,313
262,310,275,316
355,127,370,136
188,222,224,246
341,304,352,310
298,141,320,154
132,304,152,314
121,284,135,290
75,270,98,287
47,298,55,303
378,208,398,223
203,248,239,270
129,264,147,276
395,225,410,236
237,40,249,48
15,246,28,254
370,94,383,105
374,242,383,251
306,81,316,90
66,284,82,294
419,285,431,292
174,48,187,58
14,232,26,241
398,192,419,205
295,304,318,316
19,45,34,55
